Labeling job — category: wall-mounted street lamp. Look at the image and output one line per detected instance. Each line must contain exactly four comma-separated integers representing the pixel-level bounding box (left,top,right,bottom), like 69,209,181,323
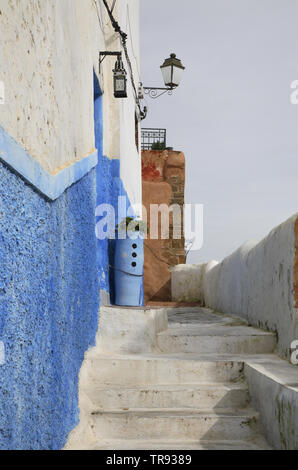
143,53,185,99
99,51,128,98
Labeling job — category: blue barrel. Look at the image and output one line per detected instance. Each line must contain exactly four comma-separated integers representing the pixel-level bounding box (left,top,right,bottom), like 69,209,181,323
114,233,144,306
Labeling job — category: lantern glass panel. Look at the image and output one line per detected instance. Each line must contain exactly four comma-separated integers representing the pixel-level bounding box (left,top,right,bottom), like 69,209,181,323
172,66,184,87
115,77,125,92
161,65,173,87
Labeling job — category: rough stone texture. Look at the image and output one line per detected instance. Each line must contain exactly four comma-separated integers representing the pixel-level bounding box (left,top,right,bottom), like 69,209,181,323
142,150,186,302
142,180,172,302
0,161,99,450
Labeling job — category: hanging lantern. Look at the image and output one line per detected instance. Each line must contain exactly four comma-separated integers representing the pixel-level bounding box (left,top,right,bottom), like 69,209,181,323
113,54,127,98
160,53,185,89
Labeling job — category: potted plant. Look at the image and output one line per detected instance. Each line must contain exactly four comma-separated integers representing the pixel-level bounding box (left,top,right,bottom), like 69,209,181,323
113,217,146,307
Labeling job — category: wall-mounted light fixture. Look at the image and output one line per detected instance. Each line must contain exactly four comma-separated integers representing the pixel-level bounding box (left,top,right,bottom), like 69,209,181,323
99,51,127,98
143,53,185,99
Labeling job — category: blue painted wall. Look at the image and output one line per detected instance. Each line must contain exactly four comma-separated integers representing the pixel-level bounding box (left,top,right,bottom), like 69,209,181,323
0,160,99,450
94,76,132,295
0,125,98,201
0,74,142,450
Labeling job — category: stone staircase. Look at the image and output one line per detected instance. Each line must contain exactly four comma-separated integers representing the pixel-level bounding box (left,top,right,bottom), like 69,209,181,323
65,307,275,450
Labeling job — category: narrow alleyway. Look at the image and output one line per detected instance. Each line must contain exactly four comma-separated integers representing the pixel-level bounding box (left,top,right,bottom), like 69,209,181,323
65,306,282,450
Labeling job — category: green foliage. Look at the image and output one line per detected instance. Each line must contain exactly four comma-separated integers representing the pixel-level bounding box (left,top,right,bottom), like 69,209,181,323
116,217,147,235
151,141,166,151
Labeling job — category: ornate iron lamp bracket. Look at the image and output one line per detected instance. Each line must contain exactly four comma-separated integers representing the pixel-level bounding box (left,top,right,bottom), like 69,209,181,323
143,87,175,100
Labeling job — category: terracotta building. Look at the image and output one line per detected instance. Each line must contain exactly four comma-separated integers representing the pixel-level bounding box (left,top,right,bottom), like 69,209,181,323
142,149,186,303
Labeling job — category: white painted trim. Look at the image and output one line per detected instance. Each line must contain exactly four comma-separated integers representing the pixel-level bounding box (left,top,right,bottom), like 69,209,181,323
0,125,98,200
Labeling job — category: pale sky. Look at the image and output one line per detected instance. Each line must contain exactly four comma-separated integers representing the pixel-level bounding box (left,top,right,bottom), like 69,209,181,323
140,0,298,263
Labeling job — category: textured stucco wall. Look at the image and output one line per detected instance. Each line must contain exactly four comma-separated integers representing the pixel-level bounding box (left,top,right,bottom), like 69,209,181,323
0,0,142,449
172,215,298,359
0,0,100,173
245,362,298,450
0,161,99,450
96,153,133,297
171,264,205,303
0,0,142,209
117,0,142,212
94,81,136,298
0,79,137,450
203,215,298,358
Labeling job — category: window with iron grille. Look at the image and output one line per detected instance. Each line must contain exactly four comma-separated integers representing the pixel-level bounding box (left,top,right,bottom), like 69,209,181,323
141,128,167,151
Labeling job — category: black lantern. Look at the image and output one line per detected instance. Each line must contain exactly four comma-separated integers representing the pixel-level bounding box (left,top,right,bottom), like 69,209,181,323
113,54,127,98
143,53,185,100
99,51,128,99
160,53,185,89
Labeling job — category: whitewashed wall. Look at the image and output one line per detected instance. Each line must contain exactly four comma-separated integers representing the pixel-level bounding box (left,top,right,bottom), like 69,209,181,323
172,214,298,358
0,0,99,173
0,0,141,207
119,0,142,214
100,0,142,211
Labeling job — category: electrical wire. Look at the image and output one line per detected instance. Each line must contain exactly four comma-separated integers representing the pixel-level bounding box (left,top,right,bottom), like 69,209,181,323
101,0,142,114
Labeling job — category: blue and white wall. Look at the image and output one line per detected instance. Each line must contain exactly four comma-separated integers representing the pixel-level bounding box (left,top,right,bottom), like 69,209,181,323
0,0,141,449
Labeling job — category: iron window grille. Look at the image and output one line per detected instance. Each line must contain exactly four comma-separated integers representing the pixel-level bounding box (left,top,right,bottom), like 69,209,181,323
141,128,167,151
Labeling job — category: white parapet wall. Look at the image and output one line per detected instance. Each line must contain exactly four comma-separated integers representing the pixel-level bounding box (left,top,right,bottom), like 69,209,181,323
171,264,205,303
245,360,298,450
172,214,298,359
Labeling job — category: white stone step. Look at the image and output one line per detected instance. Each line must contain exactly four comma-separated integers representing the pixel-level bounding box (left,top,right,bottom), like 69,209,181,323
93,437,272,450
86,382,249,410
90,408,260,440
157,326,276,354
166,307,248,327
82,354,245,386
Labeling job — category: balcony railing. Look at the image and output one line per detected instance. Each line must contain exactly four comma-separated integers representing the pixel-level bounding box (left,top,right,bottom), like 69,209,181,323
141,128,167,151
